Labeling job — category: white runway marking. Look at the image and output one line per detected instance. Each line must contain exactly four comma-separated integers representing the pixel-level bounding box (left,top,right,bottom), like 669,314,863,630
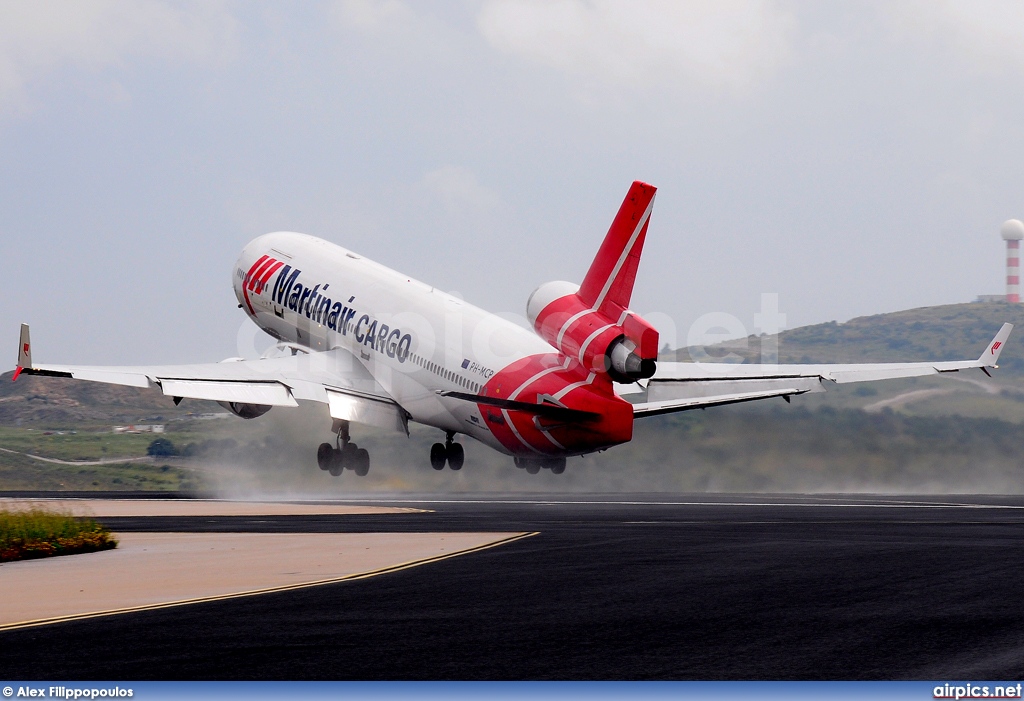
313,497,1024,510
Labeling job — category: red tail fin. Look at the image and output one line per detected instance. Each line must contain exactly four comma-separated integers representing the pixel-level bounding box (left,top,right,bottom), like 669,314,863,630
578,181,657,313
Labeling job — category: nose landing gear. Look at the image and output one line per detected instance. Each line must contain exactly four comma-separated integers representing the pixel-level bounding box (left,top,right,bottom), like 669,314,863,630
317,419,370,476
430,432,465,471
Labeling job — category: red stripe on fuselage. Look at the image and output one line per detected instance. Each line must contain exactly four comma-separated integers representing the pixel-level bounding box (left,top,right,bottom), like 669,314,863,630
247,257,276,292
255,261,284,294
242,255,271,314
479,353,633,456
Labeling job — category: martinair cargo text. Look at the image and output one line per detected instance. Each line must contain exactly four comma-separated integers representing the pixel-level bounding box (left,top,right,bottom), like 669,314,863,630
12,182,1014,476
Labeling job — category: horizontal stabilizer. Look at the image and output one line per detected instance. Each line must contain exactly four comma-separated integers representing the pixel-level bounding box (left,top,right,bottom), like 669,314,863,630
438,390,600,422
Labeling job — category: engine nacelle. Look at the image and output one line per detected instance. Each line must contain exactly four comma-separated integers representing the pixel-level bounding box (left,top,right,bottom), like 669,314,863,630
526,281,659,381
217,401,272,419
607,336,657,383
526,281,581,328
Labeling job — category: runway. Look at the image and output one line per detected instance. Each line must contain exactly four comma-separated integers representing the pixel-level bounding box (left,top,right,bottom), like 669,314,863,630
3,493,1024,680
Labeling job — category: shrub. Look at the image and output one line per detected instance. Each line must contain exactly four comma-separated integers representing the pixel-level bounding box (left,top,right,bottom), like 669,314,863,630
0,507,117,562
147,437,177,456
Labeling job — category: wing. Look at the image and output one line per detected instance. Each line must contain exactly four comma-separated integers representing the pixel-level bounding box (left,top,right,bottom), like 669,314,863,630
630,323,1013,418
12,324,409,433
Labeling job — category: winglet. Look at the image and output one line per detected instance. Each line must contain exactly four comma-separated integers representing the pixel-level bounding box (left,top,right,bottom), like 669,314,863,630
13,323,31,381
979,323,1013,366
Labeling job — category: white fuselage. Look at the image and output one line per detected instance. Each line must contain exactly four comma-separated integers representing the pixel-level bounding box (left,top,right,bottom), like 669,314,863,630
233,232,553,454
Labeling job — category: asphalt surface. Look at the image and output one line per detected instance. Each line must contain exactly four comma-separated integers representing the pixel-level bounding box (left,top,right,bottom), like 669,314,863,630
3,493,1024,680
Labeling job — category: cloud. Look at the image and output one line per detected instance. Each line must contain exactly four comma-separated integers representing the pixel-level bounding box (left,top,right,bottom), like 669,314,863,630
0,0,238,114
476,0,796,95
328,0,465,63
331,0,418,34
884,1,1024,76
416,165,505,219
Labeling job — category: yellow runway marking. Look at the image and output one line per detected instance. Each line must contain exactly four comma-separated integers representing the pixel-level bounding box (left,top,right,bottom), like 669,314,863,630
0,531,538,632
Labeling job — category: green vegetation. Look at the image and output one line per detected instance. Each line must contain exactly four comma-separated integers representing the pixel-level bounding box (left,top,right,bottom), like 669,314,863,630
147,437,178,456
607,404,1024,493
0,426,197,491
0,506,117,562
0,426,162,461
0,394,1021,494
0,446,197,492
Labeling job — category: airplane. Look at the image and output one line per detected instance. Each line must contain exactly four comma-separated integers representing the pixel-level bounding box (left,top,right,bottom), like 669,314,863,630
11,181,1014,476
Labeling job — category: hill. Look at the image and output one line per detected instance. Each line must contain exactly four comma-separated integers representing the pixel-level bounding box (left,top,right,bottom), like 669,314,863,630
674,302,1024,369
671,302,1024,422
0,372,220,428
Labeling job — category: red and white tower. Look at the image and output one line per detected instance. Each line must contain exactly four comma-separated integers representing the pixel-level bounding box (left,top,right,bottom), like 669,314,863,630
1002,219,1024,303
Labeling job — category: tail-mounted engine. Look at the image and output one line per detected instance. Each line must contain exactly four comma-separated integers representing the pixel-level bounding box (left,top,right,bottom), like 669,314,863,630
527,281,658,382
525,180,661,383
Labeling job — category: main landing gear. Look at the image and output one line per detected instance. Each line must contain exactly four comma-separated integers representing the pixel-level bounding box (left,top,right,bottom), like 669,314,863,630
430,432,465,471
317,419,370,477
514,456,567,475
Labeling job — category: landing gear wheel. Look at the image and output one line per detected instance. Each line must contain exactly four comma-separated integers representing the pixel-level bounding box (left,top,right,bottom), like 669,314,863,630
550,458,566,475
320,418,372,477
430,443,447,470
317,443,334,471
328,449,343,477
448,443,464,471
342,442,358,463
525,462,540,475
354,448,370,476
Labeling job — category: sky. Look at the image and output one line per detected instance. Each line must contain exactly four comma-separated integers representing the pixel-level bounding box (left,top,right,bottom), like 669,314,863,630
2,0,1024,365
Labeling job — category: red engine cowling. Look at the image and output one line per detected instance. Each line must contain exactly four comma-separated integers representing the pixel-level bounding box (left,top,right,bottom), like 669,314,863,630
526,180,661,382
526,281,658,382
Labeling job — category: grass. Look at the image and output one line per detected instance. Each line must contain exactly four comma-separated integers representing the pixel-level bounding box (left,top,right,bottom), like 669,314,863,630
0,506,117,562
0,426,159,461
0,449,198,492
0,425,205,491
